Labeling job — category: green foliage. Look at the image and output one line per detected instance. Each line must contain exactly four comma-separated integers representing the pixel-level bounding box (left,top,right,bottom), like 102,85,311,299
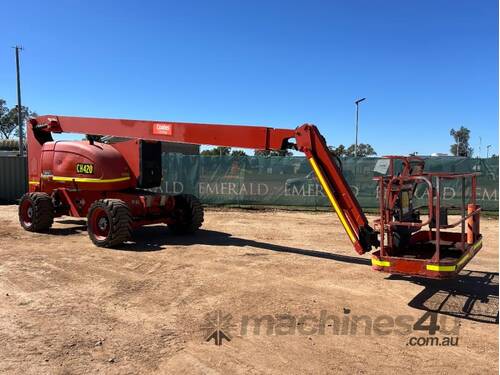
202,148,290,157
328,144,346,156
231,150,247,157
200,146,231,156
450,126,473,157
0,98,37,139
0,99,13,139
253,149,293,157
329,143,376,157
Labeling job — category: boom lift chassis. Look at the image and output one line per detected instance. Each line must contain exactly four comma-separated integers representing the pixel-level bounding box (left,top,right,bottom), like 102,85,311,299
20,115,482,279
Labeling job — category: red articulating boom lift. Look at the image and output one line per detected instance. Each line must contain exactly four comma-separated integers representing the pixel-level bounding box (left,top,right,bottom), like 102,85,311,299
20,115,483,279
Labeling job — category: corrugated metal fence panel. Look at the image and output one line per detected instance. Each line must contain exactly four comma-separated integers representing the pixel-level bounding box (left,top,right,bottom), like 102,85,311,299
0,156,27,203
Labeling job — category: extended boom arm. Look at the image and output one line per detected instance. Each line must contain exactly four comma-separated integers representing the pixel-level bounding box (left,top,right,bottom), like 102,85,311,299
29,115,379,254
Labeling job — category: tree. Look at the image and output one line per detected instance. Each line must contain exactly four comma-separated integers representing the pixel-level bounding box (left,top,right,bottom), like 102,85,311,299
0,99,14,139
0,99,37,139
328,144,346,156
254,149,293,157
328,143,376,157
12,106,37,139
346,143,376,157
450,126,473,157
231,150,247,157
201,146,231,156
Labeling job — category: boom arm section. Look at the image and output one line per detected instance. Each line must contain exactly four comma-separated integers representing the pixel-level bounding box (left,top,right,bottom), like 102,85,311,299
31,115,295,150
294,124,378,254
29,115,378,254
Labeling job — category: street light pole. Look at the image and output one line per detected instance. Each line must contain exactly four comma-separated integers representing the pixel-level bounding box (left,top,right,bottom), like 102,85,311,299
13,45,24,156
354,97,366,157
486,145,492,158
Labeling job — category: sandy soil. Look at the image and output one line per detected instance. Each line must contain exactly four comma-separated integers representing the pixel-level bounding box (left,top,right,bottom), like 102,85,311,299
0,205,497,374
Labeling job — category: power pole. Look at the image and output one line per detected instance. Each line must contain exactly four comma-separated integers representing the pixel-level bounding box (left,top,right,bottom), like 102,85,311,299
354,98,366,157
13,45,24,156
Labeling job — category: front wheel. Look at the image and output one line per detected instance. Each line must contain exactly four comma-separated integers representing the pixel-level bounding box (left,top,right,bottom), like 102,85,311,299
18,192,54,232
87,199,132,247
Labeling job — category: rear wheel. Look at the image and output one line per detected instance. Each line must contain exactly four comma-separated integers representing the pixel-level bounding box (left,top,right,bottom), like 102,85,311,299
19,192,54,232
168,194,204,234
87,199,132,247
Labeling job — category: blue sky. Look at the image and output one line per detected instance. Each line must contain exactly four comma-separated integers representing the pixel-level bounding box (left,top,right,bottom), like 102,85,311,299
1,0,498,156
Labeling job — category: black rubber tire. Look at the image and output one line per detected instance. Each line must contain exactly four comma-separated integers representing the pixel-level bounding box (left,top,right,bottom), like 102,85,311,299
87,199,132,247
168,194,204,234
19,192,54,232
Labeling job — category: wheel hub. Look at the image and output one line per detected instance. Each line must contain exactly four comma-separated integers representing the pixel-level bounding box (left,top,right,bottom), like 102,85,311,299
20,199,34,227
98,217,108,231
91,207,111,241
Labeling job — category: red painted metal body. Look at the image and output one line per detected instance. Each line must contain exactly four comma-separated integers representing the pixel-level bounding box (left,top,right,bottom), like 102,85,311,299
27,115,376,254
23,115,482,279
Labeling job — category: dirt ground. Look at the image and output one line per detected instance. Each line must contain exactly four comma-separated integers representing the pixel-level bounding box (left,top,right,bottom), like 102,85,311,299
0,205,497,374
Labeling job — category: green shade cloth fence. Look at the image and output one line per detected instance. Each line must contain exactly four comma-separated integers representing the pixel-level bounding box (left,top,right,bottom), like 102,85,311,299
158,155,498,211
